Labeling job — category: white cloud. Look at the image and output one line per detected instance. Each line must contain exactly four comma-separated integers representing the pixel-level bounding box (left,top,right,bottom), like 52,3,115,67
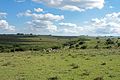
18,9,64,32
34,8,43,12
88,12,120,35
0,12,7,19
15,0,26,2
32,0,105,12
61,5,84,12
59,22,84,34
59,22,77,27
18,10,120,35
27,20,57,32
0,20,15,31
58,12,120,35
0,12,15,32
17,10,32,17
18,10,64,21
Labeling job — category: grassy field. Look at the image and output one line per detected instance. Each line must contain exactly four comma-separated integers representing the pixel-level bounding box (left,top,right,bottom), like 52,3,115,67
0,35,73,52
0,35,120,80
0,35,120,53
0,49,120,80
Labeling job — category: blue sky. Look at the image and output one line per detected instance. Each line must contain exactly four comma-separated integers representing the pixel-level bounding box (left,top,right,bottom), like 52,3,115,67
0,0,120,36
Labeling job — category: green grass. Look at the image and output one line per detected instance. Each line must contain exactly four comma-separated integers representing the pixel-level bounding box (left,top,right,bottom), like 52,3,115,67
0,35,120,80
0,35,120,53
0,35,72,52
0,49,120,80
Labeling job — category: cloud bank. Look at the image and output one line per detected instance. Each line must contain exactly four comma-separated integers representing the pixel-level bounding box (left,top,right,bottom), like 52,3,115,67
18,9,64,32
32,0,105,12
18,8,120,35
89,12,120,35
15,0,26,3
0,12,15,31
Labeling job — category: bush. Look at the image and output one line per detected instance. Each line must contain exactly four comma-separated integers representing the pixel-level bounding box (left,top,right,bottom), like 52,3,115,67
48,76,58,80
94,77,104,80
79,41,85,45
10,46,29,52
63,41,76,47
106,38,114,45
106,46,112,49
70,63,79,69
75,44,79,47
118,37,120,39
97,41,100,44
15,48,25,51
0,47,4,52
69,45,75,49
96,37,99,39
80,45,87,49
94,45,99,49
51,46,61,50
117,43,120,47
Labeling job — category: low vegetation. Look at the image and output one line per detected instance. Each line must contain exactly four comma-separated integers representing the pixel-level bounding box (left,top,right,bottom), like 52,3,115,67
0,34,120,53
0,34,120,80
0,49,120,80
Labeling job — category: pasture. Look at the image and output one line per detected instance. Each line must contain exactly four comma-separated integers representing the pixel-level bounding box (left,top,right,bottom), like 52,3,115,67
0,35,120,80
0,49,120,80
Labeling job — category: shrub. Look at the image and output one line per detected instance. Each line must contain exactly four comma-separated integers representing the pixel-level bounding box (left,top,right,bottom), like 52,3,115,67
63,41,76,47
106,38,114,45
70,63,79,69
48,76,58,80
117,43,120,47
69,45,75,49
80,45,87,49
10,49,15,52
79,41,85,45
101,62,106,65
97,41,100,44
94,45,99,49
96,37,99,39
106,46,112,49
51,46,61,50
118,37,120,39
81,69,90,76
75,44,79,47
94,76,104,80
15,48,25,51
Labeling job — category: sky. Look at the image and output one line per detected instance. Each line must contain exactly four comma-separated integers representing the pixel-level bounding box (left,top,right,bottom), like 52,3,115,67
0,0,120,36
